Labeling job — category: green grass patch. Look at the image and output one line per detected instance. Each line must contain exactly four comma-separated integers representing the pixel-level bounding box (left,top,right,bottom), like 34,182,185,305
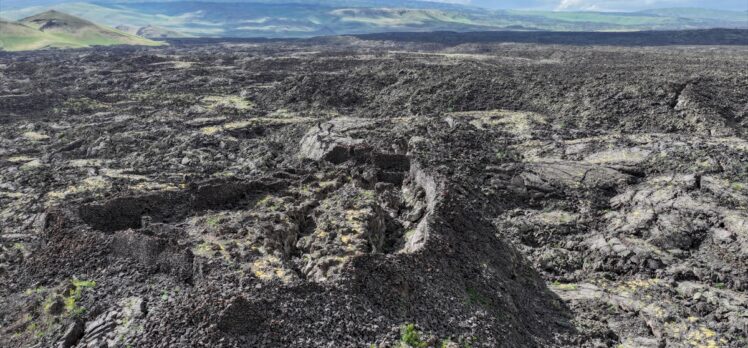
399,323,427,348
64,278,96,316
206,216,221,228
552,281,578,291
255,195,284,211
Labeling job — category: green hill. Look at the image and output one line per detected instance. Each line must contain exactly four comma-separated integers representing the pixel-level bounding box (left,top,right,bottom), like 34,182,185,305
0,10,164,51
0,19,59,51
639,8,748,22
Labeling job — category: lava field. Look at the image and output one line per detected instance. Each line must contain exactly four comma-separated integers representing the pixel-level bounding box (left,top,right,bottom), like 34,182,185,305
1,34,747,347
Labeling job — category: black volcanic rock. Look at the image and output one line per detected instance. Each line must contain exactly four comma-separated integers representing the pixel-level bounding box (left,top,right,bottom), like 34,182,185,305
0,32,746,348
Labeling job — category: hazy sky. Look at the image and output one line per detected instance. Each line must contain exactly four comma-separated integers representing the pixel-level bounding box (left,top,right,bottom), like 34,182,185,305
434,0,748,11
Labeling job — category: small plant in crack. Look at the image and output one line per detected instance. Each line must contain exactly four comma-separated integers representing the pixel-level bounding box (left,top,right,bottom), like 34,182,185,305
399,323,427,348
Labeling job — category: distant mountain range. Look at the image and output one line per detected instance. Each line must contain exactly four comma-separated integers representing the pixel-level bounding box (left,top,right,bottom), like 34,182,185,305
1,1,746,39
0,10,162,51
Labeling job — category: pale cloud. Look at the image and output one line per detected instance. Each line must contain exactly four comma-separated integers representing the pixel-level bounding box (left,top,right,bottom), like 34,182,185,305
553,0,748,11
422,0,473,4
557,0,601,11
424,0,748,12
